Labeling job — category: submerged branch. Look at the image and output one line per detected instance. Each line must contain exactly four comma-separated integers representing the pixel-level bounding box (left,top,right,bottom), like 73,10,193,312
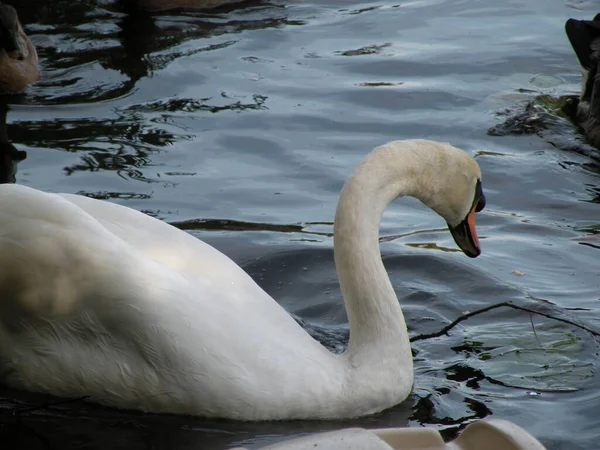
410,301,600,342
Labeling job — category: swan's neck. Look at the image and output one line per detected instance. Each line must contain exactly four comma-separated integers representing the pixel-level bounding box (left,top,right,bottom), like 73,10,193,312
334,148,425,376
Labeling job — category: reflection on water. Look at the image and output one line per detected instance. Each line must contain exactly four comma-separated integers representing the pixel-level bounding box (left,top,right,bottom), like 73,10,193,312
8,116,179,184
16,0,293,105
123,95,269,113
2,0,600,449
0,103,26,183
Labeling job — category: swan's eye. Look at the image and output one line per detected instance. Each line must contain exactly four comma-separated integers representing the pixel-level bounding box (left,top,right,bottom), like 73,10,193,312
473,179,485,212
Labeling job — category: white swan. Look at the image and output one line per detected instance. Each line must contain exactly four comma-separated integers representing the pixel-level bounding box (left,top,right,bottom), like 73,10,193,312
0,139,485,420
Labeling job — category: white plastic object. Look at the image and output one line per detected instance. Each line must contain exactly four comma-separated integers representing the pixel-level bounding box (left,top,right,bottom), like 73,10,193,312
230,419,547,450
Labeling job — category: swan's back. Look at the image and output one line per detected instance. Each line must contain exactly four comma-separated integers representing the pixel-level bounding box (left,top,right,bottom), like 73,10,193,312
58,191,259,287
0,184,343,419
0,185,132,319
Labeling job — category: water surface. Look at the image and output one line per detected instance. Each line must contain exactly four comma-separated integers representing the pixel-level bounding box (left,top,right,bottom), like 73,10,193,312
2,0,600,449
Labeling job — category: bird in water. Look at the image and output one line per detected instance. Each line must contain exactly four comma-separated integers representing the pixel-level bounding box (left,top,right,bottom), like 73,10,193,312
565,14,600,148
0,140,485,420
0,2,38,93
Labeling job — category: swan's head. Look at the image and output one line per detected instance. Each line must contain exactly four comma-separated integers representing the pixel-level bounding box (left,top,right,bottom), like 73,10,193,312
338,140,486,258
400,140,486,258
0,3,24,61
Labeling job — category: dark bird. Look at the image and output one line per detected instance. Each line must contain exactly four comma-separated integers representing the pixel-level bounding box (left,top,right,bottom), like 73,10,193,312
566,14,600,147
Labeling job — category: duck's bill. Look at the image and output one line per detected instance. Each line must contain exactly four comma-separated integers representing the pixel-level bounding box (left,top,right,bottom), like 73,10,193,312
5,37,23,60
7,49,23,60
448,204,480,258
2,30,24,61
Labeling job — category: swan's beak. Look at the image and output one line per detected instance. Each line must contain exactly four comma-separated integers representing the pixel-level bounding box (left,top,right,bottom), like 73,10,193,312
448,180,485,258
449,205,480,258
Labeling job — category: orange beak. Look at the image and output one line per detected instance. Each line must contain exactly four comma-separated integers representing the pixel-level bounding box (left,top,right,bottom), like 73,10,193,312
448,203,481,258
466,204,480,249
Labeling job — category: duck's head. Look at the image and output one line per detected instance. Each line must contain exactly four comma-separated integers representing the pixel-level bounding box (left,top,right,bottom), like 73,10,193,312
0,3,25,61
411,142,486,258
566,14,600,104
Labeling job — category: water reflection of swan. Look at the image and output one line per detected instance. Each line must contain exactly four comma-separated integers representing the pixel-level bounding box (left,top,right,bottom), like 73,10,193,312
0,2,38,93
0,140,485,420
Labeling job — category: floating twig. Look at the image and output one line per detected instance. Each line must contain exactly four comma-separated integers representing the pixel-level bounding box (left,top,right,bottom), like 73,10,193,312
530,314,541,346
410,301,600,342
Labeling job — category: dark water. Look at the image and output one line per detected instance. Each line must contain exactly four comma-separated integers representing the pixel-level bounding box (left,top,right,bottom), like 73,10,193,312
1,0,600,449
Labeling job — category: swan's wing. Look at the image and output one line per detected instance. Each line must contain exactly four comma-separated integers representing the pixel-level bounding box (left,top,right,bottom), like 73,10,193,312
0,184,306,349
0,183,138,321
56,191,325,351
57,192,262,293
0,184,269,309
0,184,340,418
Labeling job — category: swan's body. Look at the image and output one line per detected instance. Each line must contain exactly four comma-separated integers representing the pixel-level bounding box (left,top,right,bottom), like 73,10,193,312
0,3,38,93
122,0,247,12
566,15,600,147
0,140,485,420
